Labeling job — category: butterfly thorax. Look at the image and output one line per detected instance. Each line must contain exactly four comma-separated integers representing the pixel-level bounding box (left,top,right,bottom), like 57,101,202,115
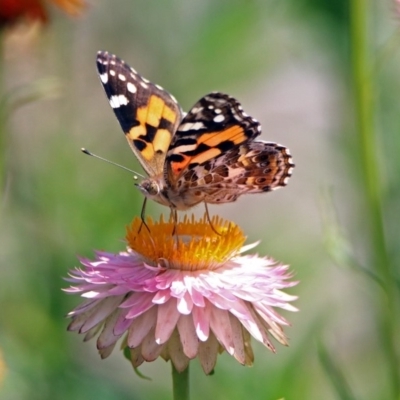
137,176,203,211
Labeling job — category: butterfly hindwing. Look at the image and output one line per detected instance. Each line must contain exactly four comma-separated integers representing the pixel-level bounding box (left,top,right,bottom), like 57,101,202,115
96,51,183,176
173,140,294,205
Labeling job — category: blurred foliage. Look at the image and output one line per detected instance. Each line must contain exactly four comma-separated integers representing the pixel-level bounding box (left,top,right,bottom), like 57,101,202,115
0,0,400,399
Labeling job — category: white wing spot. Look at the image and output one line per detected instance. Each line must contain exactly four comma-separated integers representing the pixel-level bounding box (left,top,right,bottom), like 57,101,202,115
100,73,108,84
142,77,150,83
140,81,148,89
172,144,197,154
109,70,116,76
178,122,205,131
190,106,203,114
193,122,205,129
110,60,116,65
232,115,240,121
155,84,164,91
178,123,191,132
127,82,137,93
208,105,214,110
213,114,225,123
118,74,126,81
109,95,129,108
214,108,222,114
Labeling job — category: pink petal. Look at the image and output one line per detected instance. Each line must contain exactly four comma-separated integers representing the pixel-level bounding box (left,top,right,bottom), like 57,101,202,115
66,298,101,317
97,309,124,349
209,307,234,355
155,299,180,344
123,294,155,319
169,276,187,296
229,314,246,365
198,332,219,374
176,291,193,314
188,287,205,307
152,289,171,304
113,308,133,336
81,295,124,333
192,305,210,341
99,342,116,359
166,330,190,372
83,324,102,342
129,347,144,368
127,307,157,348
177,315,199,359
141,327,164,361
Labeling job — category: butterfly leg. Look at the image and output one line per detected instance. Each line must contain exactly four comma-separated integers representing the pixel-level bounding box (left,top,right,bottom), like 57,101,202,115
170,207,178,236
139,198,151,233
204,202,221,236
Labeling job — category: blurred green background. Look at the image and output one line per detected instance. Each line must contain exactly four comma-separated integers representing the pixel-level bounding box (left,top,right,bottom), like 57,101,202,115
1,0,399,399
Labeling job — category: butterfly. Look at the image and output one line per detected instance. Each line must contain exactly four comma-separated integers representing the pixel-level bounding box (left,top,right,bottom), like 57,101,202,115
96,51,294,223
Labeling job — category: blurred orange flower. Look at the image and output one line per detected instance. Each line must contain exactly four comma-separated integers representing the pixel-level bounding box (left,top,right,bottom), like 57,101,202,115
0,0,85,26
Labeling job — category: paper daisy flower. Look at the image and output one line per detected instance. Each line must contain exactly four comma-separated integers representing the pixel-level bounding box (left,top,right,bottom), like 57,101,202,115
65,214,298,374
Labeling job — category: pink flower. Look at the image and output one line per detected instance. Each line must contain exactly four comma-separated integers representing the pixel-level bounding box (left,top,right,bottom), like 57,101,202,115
65,214,298,374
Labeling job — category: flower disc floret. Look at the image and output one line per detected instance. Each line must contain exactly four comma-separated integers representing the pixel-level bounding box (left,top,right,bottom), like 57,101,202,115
126,214,246,271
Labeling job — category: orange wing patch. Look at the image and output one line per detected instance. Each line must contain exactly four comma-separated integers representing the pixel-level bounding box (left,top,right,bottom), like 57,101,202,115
197,125,247,147
189,147,222,166
126,95,178,162
168,125,248,178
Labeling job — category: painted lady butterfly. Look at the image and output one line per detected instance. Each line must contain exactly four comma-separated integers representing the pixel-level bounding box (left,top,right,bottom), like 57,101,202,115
96,51,294,218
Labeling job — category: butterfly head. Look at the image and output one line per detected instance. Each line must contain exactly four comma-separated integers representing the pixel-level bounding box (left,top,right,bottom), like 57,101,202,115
135,178,160,201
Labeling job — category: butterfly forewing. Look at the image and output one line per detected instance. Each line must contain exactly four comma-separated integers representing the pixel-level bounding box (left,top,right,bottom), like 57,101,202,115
96,51,183,176
165,92,261,182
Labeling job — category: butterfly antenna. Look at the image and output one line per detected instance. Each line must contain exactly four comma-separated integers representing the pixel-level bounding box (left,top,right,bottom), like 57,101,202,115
81,148,145,180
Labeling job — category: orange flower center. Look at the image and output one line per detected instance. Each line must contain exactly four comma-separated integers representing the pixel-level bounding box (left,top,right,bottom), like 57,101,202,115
126,214,246,271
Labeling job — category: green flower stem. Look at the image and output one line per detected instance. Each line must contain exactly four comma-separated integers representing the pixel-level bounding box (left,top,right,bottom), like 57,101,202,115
172,363,189,400
349,0,400,396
